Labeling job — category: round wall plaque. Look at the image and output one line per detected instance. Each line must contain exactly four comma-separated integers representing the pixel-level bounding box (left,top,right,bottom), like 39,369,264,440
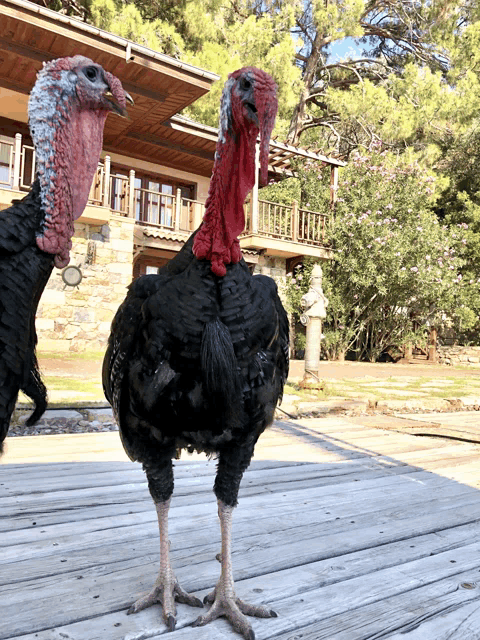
61,265,83,287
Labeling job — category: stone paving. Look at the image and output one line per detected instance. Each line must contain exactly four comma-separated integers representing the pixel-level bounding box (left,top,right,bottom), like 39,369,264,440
8,392,480,440
9,406,117,438
7,359,480,438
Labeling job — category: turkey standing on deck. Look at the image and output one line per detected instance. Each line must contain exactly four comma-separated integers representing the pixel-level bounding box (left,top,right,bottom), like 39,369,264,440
103,67,288,640
0,56,131,454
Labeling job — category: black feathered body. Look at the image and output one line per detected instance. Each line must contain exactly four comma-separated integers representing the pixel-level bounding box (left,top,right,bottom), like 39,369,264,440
103,234,289,505
0,181,54,451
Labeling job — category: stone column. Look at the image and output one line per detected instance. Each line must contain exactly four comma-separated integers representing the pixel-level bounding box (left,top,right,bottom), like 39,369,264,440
103,155,111,207
300,264,328,387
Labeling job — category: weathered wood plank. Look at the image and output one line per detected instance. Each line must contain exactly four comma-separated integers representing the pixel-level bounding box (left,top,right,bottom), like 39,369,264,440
0,460,370,498
3,525,480,639
271,577,480,640
2,478,477,586
0,463,425,520
2,465,469,563
1,464,474,547
0,458,310,482
386,599,480,639
148,545,480,640
2,417,480,640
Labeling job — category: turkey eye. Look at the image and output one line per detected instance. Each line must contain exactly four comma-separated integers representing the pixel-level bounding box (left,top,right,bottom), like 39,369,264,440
241,78,251,91
85,66,98,81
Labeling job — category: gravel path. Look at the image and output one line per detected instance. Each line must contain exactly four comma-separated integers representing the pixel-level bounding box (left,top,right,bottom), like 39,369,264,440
9,407,118,438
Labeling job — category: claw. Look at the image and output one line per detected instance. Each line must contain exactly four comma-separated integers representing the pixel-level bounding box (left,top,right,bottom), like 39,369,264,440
174,584,203,608
192,615,206,628
167,614,176,632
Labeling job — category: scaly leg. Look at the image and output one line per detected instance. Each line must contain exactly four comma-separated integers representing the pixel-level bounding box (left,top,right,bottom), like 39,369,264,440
128,497,203,630
193,500,277,640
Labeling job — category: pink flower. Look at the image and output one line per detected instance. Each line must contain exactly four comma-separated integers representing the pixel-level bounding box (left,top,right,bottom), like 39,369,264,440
411,267,418,272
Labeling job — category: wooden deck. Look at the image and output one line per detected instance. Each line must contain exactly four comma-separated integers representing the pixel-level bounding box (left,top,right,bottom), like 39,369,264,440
2,415,480,640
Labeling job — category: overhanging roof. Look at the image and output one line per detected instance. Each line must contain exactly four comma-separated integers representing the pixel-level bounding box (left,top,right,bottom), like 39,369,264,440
0,0,344,179
0,0,218,157
162,115,346,178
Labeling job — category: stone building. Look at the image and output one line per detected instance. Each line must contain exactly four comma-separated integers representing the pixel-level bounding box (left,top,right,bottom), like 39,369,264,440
0,0,344,351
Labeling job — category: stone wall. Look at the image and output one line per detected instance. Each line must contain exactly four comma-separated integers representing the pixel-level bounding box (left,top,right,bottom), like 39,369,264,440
437,345,480,367
253,254,287,279
36,214,135,352
35,237,289,353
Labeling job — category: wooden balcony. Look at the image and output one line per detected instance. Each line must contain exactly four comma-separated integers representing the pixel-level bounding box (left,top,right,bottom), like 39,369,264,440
241,198,332,259
0,134,331,259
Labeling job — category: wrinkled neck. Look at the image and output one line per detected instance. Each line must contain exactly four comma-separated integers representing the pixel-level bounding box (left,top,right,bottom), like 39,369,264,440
193,126,258,276
64,110,107,220
35,105,108,268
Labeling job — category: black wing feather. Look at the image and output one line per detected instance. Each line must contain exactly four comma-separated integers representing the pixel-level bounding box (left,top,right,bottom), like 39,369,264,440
0,181,53,452
103,240,289,463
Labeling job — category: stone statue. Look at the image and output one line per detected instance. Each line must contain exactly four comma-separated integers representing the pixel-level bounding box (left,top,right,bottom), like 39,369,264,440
300,264,328,385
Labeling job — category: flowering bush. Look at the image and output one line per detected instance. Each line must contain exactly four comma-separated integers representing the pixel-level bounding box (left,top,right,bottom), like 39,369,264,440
282,151,472,361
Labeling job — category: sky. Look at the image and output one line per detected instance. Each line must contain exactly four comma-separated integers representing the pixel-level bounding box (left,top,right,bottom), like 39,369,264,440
328,37,363,62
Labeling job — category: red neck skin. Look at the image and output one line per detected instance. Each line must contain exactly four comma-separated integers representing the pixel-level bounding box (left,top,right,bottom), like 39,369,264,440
193,123,258,277
36,108,108,268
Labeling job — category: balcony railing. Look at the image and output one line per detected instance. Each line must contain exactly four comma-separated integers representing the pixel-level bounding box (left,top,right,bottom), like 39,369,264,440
1,133,329,248
243,197,329,246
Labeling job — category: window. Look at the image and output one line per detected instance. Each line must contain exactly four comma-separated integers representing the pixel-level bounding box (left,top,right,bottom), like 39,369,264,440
110,171,129,214
108,165,196,226
145,265,159,275
0,136,13,189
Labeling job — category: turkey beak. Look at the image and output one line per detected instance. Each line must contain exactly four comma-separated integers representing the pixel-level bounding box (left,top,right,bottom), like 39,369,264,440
244,101,259,127
104,90,134,118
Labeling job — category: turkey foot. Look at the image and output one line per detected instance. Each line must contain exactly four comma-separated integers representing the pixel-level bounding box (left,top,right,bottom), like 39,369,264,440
128,573,203,630
127,499,202,631
194,586,276,639
192,501,277,640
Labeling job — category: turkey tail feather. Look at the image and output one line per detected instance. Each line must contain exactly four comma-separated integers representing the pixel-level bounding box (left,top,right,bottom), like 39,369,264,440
201,318,241,415
22,355,48,426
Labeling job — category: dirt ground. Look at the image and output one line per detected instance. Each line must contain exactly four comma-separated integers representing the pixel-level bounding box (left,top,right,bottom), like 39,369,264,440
290,360,480,380
38,354,480,381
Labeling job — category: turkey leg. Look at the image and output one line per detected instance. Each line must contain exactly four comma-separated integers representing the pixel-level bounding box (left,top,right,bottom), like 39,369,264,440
192,500,277,640
127,498,203,630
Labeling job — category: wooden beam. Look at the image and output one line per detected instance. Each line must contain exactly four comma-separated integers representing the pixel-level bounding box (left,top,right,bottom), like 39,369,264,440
0,37,168,103
0,35,49,64
163,118,218,143
121,82,167,103
126,131,215,162
269,139,346,167
0,75,31,96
